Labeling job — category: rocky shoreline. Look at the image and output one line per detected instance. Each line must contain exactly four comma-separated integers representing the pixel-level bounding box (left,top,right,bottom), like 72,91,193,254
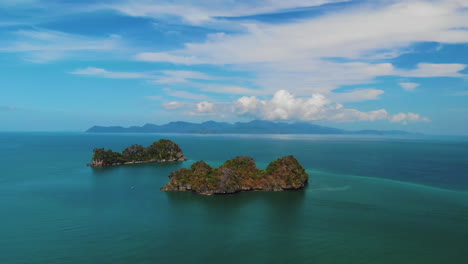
87,156,187,167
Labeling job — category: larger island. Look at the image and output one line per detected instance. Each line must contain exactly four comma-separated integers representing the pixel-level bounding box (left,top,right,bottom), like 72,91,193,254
87,120,415,135
88,139,186,167
161,155,308,195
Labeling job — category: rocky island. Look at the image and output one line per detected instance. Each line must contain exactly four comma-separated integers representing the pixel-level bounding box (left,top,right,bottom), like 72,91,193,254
88,139,186,167
161,155,308,195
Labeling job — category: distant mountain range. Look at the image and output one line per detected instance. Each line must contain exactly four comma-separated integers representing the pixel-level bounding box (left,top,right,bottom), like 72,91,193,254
86,120,415,135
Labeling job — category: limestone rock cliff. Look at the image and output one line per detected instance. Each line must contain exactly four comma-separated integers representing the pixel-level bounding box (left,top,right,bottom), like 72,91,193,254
161,155,308,195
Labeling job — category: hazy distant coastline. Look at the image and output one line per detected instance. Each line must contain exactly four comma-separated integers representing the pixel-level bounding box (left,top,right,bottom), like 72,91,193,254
86,120,416,135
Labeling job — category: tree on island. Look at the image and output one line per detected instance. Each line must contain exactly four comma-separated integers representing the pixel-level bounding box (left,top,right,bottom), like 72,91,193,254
89,139,186,167
161,155,308,195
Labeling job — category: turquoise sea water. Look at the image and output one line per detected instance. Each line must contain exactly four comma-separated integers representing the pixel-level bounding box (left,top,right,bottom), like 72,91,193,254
1,132,467,264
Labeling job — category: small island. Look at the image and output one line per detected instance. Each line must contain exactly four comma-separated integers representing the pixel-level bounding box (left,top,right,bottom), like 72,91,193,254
88,139,186,167
161,155,308,195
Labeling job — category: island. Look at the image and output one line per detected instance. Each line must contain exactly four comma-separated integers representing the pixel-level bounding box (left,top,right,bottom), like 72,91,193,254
87,120,416,135
88,139,186,167
161,155,308,195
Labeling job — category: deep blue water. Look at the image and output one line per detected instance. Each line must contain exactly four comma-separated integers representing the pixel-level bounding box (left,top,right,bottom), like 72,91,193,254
1,132,467,263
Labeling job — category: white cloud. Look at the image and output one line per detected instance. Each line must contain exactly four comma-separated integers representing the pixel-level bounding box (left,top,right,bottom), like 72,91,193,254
135,52,202,65
234,61,465,97
196,101,215,113
0,30,124,63
70,66,264,96
133,0,467,101
162,101,186,110
71,67,149,79
190,83,265,96
397,63,466,77
152,70,217,84
181,90,430,123
328,88,384,103
399,82,420,91
164,89,209,100
390,112,430,124
69,0,468,109
233,90,385,122
106,0,348,25
72,67,218,84
135,1,468,65
184,101,217,116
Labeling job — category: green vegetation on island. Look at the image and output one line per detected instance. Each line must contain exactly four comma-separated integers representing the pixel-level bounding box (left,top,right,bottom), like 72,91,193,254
88,139,186,167
161,155,308,195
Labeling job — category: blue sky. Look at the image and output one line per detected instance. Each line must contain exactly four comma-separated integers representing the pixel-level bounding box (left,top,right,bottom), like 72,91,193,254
0,0,467,134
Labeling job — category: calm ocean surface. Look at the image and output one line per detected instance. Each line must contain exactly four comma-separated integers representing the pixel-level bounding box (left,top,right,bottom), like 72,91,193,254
1,132,467,264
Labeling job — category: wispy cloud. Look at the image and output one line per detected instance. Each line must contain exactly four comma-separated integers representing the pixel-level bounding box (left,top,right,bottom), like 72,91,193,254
132,0,467,102
162,101,186,110
105,0,349,25
135,1,468,65
396,63,467,78
238,61,465,97
329,88,385,103
3,0,466,127
0,29,124,62
71,66,260,97
163,89,210,100
151,70,218,84
71,67,150,79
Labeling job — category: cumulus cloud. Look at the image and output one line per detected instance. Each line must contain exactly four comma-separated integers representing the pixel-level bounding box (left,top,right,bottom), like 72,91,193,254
233,90,388,122
179,90,430,123
399,82,420,91
234,90,430,123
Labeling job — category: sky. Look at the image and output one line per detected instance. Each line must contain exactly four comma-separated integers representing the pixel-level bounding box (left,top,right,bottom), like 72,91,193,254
0,0,467,134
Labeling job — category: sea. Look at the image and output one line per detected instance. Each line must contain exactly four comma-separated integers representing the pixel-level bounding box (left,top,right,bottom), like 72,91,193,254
1,132,467,264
